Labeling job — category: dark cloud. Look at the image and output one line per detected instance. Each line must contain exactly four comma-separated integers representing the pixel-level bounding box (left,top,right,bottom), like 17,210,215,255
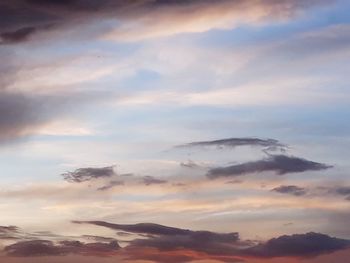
3,222,350,262
141,176,167,186
73,221,193,236
73,221,350,262
61,166,116,183
334,186,350,196
0,89,103,143
0,0,332,44
0,91,66,143
0,27,37,44
176,137,286,150
5,240,64,257
207,155,332,179
97,180,124,191
271,185,307,196
243,232,350,258
329,186,350,201
4,239,120,257
73,220,241,262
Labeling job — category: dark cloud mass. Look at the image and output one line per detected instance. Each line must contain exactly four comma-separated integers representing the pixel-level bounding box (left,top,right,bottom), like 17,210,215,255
4,239,120,257
271,185,307,196
72,221,350,262
207,155,332,179
3,222,350,262
62,166,116,183
243,232,350,258
0,0,332,44
0,27,37,44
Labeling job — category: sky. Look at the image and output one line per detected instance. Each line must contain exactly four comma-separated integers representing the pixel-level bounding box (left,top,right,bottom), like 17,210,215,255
0,0,350,262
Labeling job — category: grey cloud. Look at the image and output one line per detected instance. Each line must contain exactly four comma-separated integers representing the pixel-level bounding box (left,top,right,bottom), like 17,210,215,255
271,185,307,196
0,0,332,44
330,186,350,201
73,220,241,262
97,180,124,191
207,155,332,179
4,239,120,257
243,232,350,258
335,186,350,196
73,220,350,261
0,226,20,240
142,176,167,186
0,92,65,143
0,89,103,143
0,27,37,44
73,221,193,236
176,137,286,150
62,166,116,183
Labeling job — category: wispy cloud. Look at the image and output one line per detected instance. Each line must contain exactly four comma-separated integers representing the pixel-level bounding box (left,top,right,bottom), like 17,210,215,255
0,0,332,44
141,176,168,186
271,185,307,196
207,155,332,179
175,137,286,151
62,166,116,183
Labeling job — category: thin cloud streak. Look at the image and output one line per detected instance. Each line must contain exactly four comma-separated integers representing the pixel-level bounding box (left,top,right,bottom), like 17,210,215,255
207,155,332,179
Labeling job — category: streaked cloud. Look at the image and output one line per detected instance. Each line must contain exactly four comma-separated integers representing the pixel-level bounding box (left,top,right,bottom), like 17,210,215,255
271,185,307,196
141,176,168,186
207,155,332,179
0,0,332,44
175,137,286,151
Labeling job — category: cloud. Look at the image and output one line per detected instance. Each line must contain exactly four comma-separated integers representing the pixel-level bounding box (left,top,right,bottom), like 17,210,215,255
73,221,350,262
0,91,71,143
0,0,332,44
334,186,350,196
3,221,350,262
73,221,193,236
180,160,202,169
73,220,241,262
0,27,37,44
0,226,20,240
271,185,307,196
141,176,167,186
243,232,350,258
207,155,332,179
61,166,116,183
330,186,350,201
97,180,124,191
4,239,120,257
176,137,286,150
